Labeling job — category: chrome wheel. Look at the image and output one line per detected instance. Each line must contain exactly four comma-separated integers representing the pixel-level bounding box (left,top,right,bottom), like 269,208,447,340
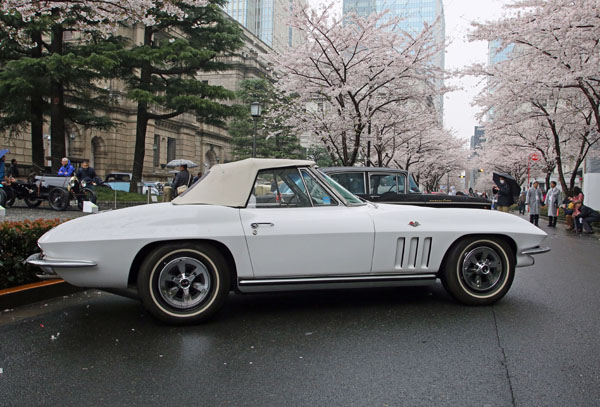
461,246,503,292
158,257,211,309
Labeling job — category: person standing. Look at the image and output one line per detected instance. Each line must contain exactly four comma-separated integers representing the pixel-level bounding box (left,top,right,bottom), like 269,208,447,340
526,181,544,226
0,154,5,182
171,164,192,199
192,171,203,184
518,190,527,215
7,159,19,179
495,176,514,213
545,181,561,227
58,157,75,176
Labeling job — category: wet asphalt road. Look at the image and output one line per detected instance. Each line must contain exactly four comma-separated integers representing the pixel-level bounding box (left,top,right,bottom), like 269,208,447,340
0,218,599,407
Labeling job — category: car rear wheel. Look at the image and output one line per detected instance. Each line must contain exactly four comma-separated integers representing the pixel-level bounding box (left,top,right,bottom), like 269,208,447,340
137,242,230,324
47,187,70,211
441,237,515,305
25,197,43,207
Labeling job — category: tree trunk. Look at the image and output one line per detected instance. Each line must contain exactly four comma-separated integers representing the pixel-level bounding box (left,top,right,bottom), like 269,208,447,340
130,26,154,193
50,24,66,172
30,31,45,171
545,119,568,193
30,95,45,171
130,102,148,192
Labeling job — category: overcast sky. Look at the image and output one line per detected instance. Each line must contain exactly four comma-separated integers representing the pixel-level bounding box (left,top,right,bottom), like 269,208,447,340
442,0,511,141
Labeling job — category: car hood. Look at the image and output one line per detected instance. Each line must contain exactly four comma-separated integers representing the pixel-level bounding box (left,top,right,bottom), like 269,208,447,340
373,202,546,237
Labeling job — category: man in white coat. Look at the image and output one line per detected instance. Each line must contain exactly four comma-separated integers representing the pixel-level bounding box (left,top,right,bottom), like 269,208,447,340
526,181,544,226
545,181,562,227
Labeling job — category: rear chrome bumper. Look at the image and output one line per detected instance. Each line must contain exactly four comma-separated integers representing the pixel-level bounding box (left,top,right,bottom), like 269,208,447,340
26,253,96,280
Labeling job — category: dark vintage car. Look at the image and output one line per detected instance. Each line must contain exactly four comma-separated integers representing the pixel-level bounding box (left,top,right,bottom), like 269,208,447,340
4,174,96,211
321,167,491,209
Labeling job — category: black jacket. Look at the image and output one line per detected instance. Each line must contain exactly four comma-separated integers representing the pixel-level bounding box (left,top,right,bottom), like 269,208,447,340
7,165,19,178
76,166,97,183
496,182,514,206
578,205,599,218
172,169,192,193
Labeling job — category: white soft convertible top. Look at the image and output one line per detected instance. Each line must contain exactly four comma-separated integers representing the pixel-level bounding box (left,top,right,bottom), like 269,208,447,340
172,158,316,207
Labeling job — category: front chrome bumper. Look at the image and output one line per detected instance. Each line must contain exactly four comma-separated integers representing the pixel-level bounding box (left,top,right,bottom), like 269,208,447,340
516,246,551,267
26,253,97,280
520,246,551,255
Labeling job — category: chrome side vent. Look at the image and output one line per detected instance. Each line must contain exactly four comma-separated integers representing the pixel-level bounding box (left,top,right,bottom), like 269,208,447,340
394,237,433,270
421,237,432,268
395,238,405,268
408,237,419,268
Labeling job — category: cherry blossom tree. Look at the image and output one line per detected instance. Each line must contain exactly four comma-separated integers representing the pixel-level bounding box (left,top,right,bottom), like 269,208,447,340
273,1,446,167
468,0,600,194
394,128,468,192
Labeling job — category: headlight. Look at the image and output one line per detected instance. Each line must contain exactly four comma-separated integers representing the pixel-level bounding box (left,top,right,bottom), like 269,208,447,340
69,179,76,188
81,181,87,188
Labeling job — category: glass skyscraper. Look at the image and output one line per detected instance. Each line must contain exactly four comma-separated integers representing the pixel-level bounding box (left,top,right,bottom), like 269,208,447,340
488,40,513,66
224,0,301,52
342,0,446,116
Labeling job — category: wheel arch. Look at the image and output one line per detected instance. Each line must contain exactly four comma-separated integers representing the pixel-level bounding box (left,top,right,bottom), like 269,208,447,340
439,233,517,276
128,239,238,290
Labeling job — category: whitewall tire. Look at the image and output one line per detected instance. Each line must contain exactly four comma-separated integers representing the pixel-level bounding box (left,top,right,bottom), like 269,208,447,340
138,242,230,324
442,237,515,305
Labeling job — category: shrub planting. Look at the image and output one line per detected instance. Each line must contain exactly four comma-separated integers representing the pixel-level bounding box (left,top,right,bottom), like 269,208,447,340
0,219,64,290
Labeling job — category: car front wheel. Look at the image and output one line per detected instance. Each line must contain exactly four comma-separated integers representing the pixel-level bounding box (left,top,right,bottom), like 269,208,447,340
77,188,97,209
137,242,230,324
441,237,515,305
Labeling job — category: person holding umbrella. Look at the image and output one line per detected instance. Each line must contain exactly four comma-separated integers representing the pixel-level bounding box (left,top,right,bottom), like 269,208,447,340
171,164,192,199
494,175,514,213
0,149,9,207
0,150,7,182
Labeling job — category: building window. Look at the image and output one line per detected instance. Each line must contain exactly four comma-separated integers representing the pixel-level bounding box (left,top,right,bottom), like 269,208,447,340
167,137,176,163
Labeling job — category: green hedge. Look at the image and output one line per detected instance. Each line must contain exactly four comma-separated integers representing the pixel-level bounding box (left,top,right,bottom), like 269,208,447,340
94,187,149,202
0,219,64,290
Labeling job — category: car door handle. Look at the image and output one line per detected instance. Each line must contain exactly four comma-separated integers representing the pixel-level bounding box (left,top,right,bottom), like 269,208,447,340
251,222,274,229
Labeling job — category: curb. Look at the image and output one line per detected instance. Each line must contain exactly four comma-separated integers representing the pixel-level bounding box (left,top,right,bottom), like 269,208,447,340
0,280,83,309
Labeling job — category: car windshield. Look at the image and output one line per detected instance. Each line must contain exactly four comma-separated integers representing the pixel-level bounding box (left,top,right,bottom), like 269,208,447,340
409,174,421,193
318,170,364,205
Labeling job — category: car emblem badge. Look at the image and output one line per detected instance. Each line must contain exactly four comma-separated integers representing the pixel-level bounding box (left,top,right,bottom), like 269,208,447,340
409,221,420,227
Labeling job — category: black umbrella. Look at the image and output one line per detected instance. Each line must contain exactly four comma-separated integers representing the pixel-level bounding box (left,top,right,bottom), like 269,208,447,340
493,172,520,197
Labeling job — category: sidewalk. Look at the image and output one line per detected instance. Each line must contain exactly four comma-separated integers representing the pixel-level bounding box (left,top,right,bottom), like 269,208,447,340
513,211,600,238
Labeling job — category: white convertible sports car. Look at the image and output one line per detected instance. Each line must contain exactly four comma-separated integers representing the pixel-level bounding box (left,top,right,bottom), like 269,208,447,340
28,159,550,324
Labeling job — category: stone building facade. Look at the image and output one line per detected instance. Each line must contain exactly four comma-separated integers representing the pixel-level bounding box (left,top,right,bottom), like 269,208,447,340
1,17,273,181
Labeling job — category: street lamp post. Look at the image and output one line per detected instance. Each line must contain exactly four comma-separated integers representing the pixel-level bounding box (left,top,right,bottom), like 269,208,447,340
250,102,262,158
